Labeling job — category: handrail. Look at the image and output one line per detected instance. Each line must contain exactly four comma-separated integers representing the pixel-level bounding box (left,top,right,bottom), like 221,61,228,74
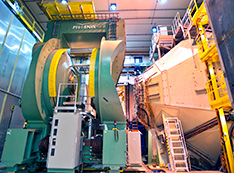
55,83,78,113
4,0,45,42
49,12,119,21
157,25,174,36
187,0,199,20
149,25,174,59
205,72,230,108
172,12,182,35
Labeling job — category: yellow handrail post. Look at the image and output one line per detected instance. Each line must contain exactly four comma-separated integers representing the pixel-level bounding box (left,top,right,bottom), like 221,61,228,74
217,108,234,173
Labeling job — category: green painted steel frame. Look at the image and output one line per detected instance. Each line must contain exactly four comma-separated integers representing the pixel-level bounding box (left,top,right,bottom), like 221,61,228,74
44,20,109,43
1,129,40,172
103,130,126,167
96,38,126,123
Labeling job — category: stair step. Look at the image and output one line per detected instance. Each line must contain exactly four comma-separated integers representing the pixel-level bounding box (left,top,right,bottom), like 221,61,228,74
169,134,180,137
169,129,179,131
174,160,186,163
55,106,76,110
171,140,182,143
167,120,177,123
83,142,91,145
83,139,91,142
172,147,184,149
174,153,185,155
175,167,187,169
168,124,179,127
168,123,178,126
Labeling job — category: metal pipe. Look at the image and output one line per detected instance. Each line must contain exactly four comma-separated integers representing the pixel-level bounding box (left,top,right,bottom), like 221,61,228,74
70,64,90,67
186,142,216,166
0,88,21,99
88,118,92,139
127,33,152,36
184,117,218,139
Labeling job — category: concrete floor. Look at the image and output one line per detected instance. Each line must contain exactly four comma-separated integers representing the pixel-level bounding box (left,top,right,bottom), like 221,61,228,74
126,164,223,173
0,163,223,173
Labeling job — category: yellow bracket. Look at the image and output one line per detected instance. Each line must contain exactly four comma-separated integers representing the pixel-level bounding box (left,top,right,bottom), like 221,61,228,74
88,48,98,97
200,44,218,62
48,49,67,97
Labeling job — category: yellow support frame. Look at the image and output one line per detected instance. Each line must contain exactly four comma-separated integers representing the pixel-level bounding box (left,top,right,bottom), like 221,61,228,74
205,69,231,109
188,0,234,172
41,1,97,21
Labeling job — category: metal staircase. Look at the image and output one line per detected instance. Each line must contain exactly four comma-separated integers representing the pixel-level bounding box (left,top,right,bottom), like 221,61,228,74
109,20,117,40
164,117,189,172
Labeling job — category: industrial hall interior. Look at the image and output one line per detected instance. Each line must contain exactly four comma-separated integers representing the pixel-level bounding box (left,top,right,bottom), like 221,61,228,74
0,0,234,172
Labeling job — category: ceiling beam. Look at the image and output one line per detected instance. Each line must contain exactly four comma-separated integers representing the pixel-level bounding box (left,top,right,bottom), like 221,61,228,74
126,50,149,55
124,17,174,20
23,0,40,2
127,47,149,48
96,8,186,12
39,16,173,24
127,40,150,42
125,22,169,25
126,33,152,36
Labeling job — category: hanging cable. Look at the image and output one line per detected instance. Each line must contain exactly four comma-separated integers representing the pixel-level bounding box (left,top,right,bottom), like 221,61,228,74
151,0,158,25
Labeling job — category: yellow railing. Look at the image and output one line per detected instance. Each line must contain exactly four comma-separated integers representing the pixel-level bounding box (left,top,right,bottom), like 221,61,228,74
188,1,207,25
4,0,44,42
205,72,231,109
196,34,205,57
196,34,217,62
187,0,199,20
189,0,234,171
41,1,98,21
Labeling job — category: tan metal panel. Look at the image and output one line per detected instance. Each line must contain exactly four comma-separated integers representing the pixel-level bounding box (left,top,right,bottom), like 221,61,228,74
147,75,164,104
162,71,170,105
167,55,210,109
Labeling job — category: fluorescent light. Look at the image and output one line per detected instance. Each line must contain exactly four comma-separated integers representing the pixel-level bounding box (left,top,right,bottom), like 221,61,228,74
61,0,68,5
152,26,157,33
110,3,117,11
160,0,167,3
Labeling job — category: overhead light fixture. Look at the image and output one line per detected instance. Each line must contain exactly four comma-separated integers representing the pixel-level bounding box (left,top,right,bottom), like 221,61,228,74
110,3,117,11
160,0,167,3
61,0,68,5
152,26,157,33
